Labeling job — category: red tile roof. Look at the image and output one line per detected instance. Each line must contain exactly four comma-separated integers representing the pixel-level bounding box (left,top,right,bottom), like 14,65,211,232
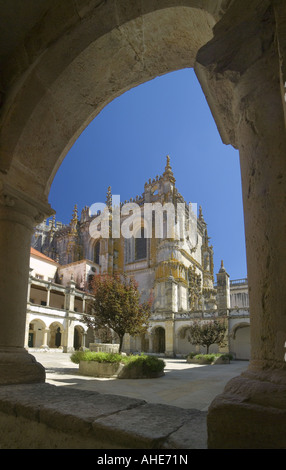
30,247,57,264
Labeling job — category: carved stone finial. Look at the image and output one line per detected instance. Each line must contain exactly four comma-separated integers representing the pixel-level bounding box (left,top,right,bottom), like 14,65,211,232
72,204,78,220
219,260,226,273
163,155,176,184
70,204,78,234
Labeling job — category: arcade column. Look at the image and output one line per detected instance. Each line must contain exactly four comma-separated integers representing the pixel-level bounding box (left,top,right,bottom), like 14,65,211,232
0,182,53,384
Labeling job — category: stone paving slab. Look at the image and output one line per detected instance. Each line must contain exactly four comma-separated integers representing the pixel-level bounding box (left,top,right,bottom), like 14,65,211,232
0,383,207,449
93,402,207,449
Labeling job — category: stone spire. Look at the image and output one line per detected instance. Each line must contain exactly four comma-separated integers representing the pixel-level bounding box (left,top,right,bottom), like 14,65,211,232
106,186,112,209
199,205,204,221
216,260,230,311
163,155,176,184
219,259,226,273
70,204,78,234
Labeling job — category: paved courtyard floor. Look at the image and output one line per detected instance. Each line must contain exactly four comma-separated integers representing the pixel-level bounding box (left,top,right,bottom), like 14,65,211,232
31,351,248,411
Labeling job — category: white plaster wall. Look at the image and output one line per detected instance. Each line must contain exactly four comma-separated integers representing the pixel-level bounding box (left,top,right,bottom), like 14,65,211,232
30,256,58,281
58,261,97,288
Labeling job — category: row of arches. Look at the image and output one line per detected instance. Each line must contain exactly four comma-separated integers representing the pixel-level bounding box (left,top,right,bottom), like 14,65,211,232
27,318,250,359
135,323,250,359
27,319,94,351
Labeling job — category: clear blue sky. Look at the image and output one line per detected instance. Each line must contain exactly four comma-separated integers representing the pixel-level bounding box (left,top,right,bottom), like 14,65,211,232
49,68,247,280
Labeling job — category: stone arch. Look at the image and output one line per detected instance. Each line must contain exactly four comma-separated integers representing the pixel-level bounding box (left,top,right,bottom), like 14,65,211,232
49,322,64,349
85,327,96,349
1,0,286,449
152,326,166,354
0,3,225,204
73,325,85,350
229,322,250,340
229,322,250,360
176,324,206,355
28,318,47,348
176,325,192,355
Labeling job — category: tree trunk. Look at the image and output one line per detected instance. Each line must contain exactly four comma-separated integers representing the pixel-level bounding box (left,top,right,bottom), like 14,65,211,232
119,335,124,353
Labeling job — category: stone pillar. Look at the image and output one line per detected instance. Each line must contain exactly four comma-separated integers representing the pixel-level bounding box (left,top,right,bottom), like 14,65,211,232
27,274,32,302
82,331,87,349
65,278,76,312
236,59,286,374
41,329,49,349
165,317,175,357
24,312,31,348
0,182,53,384
62,318,75,353
148,331,153,353
195,1,286,448
165,275,178,313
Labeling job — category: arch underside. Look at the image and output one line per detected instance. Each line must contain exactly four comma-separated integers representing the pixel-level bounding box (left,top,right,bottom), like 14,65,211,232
0,2,229,207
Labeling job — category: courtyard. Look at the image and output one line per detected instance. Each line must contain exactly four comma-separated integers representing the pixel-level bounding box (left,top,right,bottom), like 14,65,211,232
31,351,248,411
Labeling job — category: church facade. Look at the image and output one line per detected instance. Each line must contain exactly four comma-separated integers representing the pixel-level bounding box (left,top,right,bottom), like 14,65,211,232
29,157,250,358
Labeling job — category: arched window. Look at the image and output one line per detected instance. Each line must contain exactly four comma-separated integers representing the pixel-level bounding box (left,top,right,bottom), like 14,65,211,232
94,241,100,265
135,227,147,260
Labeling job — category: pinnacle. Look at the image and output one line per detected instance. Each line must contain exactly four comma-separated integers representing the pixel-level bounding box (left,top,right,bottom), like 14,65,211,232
163,155,176,183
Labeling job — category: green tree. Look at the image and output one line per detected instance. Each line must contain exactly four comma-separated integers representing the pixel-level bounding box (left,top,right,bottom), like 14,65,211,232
184,320,227,354
83,273,152,352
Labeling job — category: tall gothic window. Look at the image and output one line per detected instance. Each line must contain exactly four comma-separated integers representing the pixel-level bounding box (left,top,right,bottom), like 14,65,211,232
94,241,100,265
135,227,147,260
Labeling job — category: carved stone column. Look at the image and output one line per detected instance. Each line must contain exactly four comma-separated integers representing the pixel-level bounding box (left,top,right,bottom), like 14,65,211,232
41,329,49,349
62,318,75,353
164,317,175,357
0,181,53,384
195,0,286,448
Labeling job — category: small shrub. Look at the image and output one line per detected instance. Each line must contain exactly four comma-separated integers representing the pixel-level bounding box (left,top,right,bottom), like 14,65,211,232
71,351,165,378
187,352,196,359
70,350,123,364
220,353,233,361
70,350,88,364
186,352,233,363
122,354,165,373
194,353,216,363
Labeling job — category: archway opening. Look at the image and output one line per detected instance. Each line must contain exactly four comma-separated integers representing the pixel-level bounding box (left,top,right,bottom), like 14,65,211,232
49,323,63,349
153,327,166,354
0,2,248,382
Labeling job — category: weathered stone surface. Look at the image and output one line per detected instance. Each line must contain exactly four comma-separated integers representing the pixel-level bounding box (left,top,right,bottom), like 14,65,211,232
78,360,165,379
163,411,208,449
0,383,207,449
93,402,206,449
79,360,124,378
0,350,45,385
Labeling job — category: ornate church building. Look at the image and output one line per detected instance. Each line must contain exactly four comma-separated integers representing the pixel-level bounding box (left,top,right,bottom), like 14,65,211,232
29,157,249,357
